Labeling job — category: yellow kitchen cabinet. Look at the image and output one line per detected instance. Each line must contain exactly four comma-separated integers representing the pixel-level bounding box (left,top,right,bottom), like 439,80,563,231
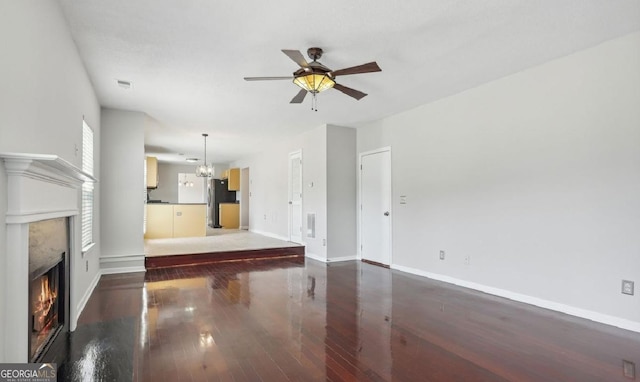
173,204,207,237
219,203,240,228
145,204,173,238
221,168,240,191
146,156,158,189
228,168,240,190
145,204,206,239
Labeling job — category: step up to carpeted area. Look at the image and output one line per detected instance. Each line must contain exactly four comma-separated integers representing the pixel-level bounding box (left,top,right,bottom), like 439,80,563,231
145,245,305,269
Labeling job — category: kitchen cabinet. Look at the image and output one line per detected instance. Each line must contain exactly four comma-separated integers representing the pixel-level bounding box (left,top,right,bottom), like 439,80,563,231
219,203,240,229
145,204,173,239
222,168,240,191
173,204,207,237
144,204,206,239
146,156,158,189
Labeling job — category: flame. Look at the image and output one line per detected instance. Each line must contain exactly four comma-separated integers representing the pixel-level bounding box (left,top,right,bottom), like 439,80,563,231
33,275,57,331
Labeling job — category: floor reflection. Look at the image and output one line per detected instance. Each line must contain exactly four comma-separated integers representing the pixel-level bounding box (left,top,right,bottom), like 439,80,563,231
134,258,640,381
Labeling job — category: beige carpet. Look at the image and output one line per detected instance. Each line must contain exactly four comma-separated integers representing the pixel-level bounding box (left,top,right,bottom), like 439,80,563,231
144,228,301,257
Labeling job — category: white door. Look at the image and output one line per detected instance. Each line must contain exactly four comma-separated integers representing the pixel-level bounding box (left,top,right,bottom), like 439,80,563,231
360,148,391,265
288,150,303,243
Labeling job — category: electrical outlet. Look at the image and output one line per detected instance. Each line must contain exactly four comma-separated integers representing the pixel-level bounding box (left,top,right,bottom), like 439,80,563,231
623,360,635,379
464,256,471,266
322,239,326,247
439,250,445,260
85,260,89,272
622,280,634,295
263,214,267,220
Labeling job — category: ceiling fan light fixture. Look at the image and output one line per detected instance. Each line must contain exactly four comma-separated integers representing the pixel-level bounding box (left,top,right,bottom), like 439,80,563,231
293,73,335,93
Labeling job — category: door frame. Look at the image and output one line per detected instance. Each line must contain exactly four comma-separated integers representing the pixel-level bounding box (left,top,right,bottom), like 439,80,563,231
358,146,392,264
288,149,303,243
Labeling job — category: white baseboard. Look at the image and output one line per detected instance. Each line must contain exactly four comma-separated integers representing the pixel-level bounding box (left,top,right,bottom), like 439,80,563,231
100,254,146,275
101,266,146,275
326,255,358,263
250,229,292,242
391,264,640,333
305,253,326,262
72,269,101,331
240,225,249,230
306,254,357,263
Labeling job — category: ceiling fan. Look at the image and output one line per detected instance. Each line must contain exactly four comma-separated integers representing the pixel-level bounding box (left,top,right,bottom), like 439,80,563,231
244,47,381,109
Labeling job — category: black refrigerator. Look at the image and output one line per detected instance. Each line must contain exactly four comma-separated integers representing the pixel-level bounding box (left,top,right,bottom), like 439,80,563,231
208,179,236,228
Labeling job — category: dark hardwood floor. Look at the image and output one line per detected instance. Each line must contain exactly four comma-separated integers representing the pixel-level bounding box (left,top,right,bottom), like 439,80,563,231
69,258,640,381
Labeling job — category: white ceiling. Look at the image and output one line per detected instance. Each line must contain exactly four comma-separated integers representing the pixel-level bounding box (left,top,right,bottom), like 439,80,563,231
58,0,640,164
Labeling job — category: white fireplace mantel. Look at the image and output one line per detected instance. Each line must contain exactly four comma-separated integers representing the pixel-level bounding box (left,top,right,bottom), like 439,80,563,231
1,153,96,225
1,152,97,362
0,152,96,183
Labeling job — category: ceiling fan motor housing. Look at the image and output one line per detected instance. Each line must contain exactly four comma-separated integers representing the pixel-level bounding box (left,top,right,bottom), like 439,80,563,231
307,47,324,61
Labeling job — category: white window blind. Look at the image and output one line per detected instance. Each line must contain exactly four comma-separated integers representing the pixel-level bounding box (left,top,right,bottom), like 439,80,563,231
82,121,94,249
143,159,147,234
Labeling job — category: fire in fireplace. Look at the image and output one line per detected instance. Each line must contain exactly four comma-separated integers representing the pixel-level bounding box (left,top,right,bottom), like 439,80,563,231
30,262,62,358
28,217,69,362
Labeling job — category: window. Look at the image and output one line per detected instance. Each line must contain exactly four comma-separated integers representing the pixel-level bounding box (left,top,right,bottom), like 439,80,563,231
82,120,94,249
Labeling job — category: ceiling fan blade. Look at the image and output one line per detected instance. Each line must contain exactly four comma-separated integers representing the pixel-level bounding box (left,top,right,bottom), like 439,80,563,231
244,76,293,81
333,83,367,100
331,62,381,76
290,89,308,104
281,50,309,68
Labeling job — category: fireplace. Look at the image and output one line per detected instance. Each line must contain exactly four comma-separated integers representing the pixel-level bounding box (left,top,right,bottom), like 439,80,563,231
1,153,96,362
28,217,70,362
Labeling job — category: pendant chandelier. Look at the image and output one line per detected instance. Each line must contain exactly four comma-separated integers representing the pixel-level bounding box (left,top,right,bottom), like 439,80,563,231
179,173,194,187
195,133,214,177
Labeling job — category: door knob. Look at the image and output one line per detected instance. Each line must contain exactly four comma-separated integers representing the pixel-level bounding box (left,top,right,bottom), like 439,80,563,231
289,201,293,205
384,211,390,216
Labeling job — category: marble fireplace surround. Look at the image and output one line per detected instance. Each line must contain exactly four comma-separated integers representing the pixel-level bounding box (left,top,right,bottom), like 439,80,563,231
0,153,96,362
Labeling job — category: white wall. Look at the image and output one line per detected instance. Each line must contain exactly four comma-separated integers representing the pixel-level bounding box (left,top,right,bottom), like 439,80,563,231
357,32,640,329
0,0,102,359
233,124,358,262
100,109,145,272
301,127,328,259
326,126,357,260
240,167,250,229
177,173,206,204
233,125,328,258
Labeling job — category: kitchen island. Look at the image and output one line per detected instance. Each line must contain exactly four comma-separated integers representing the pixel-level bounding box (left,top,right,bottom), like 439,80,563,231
145,203,206,239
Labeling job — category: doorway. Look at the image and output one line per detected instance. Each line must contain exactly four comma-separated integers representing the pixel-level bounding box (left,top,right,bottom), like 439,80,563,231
288,150,303,244
359,147,392,265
